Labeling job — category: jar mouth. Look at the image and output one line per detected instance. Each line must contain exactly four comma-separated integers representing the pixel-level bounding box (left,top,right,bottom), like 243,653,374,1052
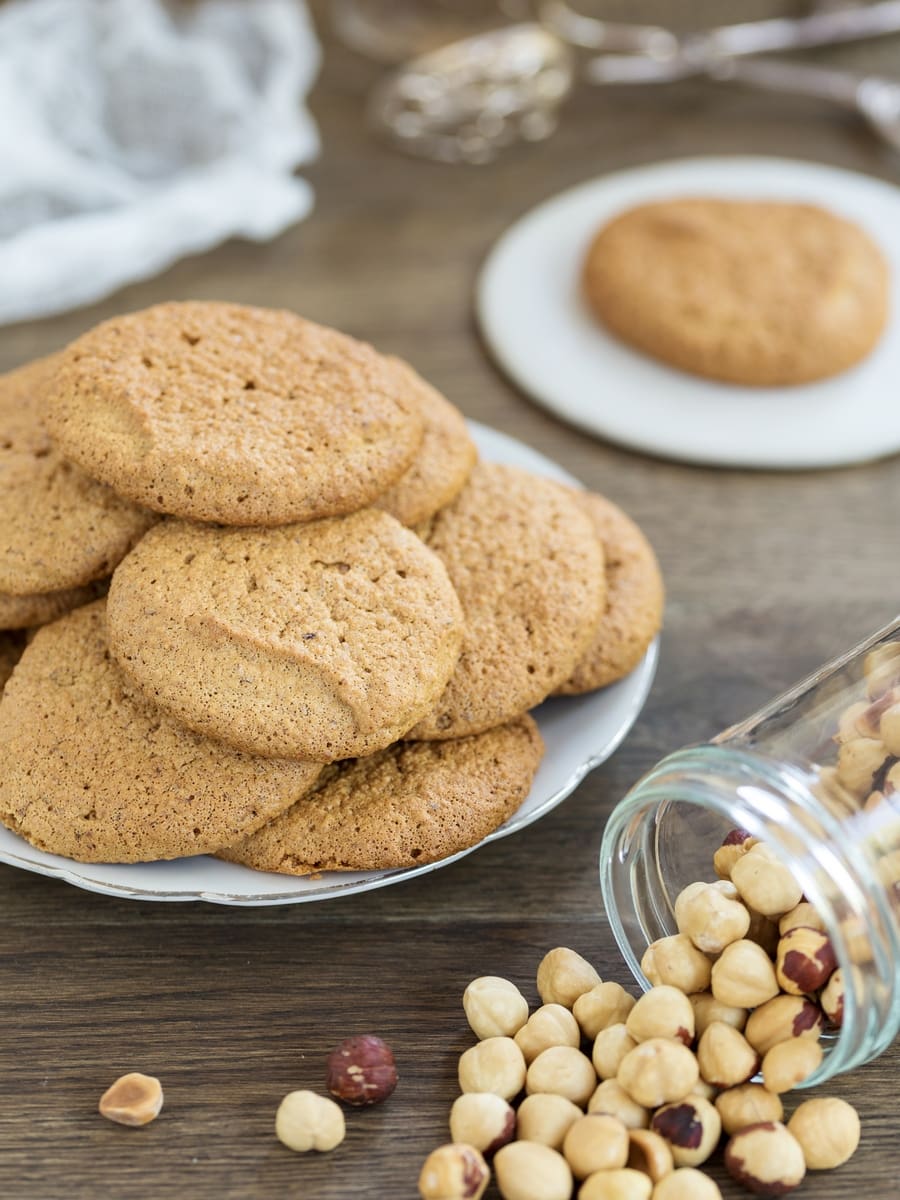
600,744,900,1084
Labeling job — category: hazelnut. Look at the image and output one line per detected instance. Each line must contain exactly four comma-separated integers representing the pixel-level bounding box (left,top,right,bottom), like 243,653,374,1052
449,1093,516,1156
730,844,802,917
418,1143,490,1200
592,1025,638,1081
688,991,747,1038
786,1096,861,1169
588,1080,650,1129
563,1114,629,1178
275,1090,345,1153
836,738,890,797
881,700,900,754
778,902,825,936
820,967,845,1026
625,986,694,1047
835,700,875,743
724,1122,806,1195
516,1093,583,1149
761,1038,823,1094
674,881,750,955
98,1072,163,1127
863,643,900,697
775,926,837,996
625,1128,673,1182
515,1004,580,1063
696,1021,759,1089
651,1166,722,1199
526,1045,597,1107
710,939,779,1009
464,977,529,1040
494,1141,573,1200
744,995,824,1056
537,947,602,1008
715,1083,783,1136
713,830,758,881
578,1167,653,1199
640,936,711,994
459,1037,526,1101
574,982,637,1040
689,1079,717,1103
616,1039,699,1110
651,1095,721,1168
326,1034,397,1106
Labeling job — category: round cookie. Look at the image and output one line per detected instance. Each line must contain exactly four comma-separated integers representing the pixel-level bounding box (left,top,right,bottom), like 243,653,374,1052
0,601,322,863
0,631,25,694
107,510,464,762
44,301,425,525
0,579,106,631
583,198,890,386
555,492,663,694
219,714,544,875
374,358,477,528
407,463,606,741
0,356,156,596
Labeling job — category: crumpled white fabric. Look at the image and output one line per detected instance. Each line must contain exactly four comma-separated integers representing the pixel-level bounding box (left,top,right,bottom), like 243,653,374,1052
0,0,320,325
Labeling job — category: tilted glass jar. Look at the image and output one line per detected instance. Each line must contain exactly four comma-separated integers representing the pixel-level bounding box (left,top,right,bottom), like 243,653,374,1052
601,617,900,1084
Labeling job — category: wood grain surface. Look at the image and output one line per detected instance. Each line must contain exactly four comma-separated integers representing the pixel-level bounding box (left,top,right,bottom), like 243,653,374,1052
1,5,899,1197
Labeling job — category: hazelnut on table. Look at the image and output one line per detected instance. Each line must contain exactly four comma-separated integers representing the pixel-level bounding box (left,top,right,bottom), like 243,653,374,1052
574,982,637,1040
516,1093,583,1149
775,926,837,996
674,880,750,955
463,976,529,1040
326,1034,397,1106
459,1037,526,1101
743,995,824,1056
724,1121,806,1195
651,1096,721,1168
761,1037,823,1094
625,986,694,1046
537,948,602,1008
526,1045,597,1107
515,1004,580,1063
275,1090,345,1153
98,1072,163,1128
588,1080,650,1129
689,991,747,1038
640,935,711,994
579,1167,653,1199
786,1096,861,1169
616,1039,699,1110
449,1093,516,1156
730,843,803,918
493,1140,573,1200
710,939,780,1009
715,1084,784,1136
418,1143,490,1200
696,1021,759,1090
592,1024,638,1080
562,1113,629,1178
625,1128,673,1182
651,1167,723,1199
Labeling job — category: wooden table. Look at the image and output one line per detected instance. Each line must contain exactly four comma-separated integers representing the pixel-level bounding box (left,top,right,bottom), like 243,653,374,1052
2,9,899,1198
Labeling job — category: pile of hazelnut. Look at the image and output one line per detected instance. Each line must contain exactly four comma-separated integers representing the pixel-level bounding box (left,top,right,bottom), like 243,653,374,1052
417,834,860,1199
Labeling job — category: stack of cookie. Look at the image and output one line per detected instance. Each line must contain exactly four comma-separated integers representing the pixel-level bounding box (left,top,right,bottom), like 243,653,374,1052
0,301,663,875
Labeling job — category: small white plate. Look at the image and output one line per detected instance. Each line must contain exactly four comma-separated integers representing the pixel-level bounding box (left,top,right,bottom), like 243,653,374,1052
477,156,900,470
0,422,658,906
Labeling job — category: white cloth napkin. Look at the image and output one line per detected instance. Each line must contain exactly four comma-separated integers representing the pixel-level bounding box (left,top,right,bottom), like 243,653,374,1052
0,0,320,325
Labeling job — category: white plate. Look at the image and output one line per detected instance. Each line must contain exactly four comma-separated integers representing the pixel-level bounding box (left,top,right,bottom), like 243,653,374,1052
0,422,658,905
477,156,900,470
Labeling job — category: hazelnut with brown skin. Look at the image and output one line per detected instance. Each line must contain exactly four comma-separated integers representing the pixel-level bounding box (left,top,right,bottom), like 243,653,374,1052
574,982,637,1040
710,939,780,1009
651,1096,721,1168
625,1129,673,1183
625,986,694,1047
593,1024,638,1081
537,948,602,1008
516,1093,583,1149
696,1021,759,1090
761,1038,823,1094
326,1034,397,1106
775,927,837,996
463,977,529,1040
616,1039,699,1110
459,1037,526,1101
724,1122,806,1195
820,967,845,1026
715,1084,784,1136
744,995,824,1056
493,1140,573,1200
418,1143,490,1200
526,1045,597,1107
515,1004,580,1063
652,1167,723,1199
689,991,747,1038
786,1097,861,1169
730,844,803,918
579,1167,653,1199
449,1093,516,1156
713,829,757,880
674,880,750,955
562,1113,629,1178
640,936,711,995
588,1080,650,1129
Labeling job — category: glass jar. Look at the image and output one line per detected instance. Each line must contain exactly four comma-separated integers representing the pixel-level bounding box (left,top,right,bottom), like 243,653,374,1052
601,617,900,1084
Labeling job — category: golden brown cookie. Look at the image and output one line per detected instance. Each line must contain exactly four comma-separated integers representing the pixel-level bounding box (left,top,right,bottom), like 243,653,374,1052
0,356,156,597
107,511,464,762
44,301,425,525
0,579,106,631
583,199,890,386
374,359,477,527
0,601,321,863
555,492,663,694
0,631,24,693
219,714,544,875
408,463,606,741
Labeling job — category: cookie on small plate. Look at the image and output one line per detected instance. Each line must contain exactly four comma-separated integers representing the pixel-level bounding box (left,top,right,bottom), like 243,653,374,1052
409,463,606,740
107,510,464,762
556,492,663,694
583,198,889,386
374,358,477,528
44,301,425,525
0,356,156,597
220,714,543,875
0,601,322,863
